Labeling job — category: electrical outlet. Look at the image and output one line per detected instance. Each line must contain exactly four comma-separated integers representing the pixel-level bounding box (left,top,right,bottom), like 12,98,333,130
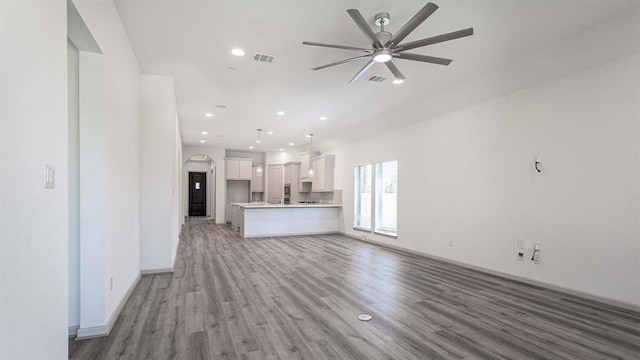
532,243,541,264
448,239,454,247
110,277,113,291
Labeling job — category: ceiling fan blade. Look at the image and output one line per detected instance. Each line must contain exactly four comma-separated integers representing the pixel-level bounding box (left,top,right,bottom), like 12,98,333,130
394,28,474,52
385,59,406,80
387,2,439,48
394,52,452,65
349,59,376,83
312,55,370,71
302,41,371,52
347,9,383,48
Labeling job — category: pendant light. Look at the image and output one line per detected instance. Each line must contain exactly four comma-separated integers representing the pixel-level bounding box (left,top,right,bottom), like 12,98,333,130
256,129,263,177
308,133,314,178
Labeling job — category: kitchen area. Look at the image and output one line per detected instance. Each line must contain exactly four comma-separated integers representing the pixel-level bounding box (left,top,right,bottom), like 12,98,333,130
225,150,342,238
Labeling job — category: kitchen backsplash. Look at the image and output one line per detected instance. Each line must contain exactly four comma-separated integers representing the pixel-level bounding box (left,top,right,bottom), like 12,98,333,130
301,190,342,204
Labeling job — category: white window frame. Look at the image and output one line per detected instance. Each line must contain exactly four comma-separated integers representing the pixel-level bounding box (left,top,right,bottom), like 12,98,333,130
374,159,398,238
353,163,373,231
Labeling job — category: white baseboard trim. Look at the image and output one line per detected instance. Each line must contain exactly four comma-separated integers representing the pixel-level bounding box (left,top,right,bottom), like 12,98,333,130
339,232,640,313
68,325,80,337
75,324,108,340
141,267,174,275
75,271,142,340
244,231,339,239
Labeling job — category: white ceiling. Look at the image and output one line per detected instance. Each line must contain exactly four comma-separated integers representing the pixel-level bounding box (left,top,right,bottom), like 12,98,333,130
114,0,640,152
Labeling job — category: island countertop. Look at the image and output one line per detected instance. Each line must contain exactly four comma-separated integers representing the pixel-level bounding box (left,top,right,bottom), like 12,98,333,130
231,202,342,209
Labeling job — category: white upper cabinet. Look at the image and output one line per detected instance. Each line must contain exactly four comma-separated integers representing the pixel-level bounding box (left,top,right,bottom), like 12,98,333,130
311,155,335,192
251,166,264,192
226,158,253,180
239,160,252,179
299,150,320,180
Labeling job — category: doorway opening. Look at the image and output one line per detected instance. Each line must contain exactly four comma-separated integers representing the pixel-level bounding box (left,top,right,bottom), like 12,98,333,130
184,154,216,220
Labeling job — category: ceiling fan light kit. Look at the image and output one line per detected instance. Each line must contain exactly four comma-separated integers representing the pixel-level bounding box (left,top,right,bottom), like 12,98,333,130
373,49,393,63
303,2,473,83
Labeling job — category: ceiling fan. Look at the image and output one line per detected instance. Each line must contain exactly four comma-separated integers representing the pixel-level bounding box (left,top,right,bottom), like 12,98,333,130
302,2,473,83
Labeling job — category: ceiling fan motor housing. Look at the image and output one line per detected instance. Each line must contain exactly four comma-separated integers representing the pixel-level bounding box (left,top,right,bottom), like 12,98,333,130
375,31,392,45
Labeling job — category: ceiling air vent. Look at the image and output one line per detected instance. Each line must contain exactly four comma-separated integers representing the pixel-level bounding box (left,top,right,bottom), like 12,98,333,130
253,53,275,63
216,104,227,109
368,76,387,83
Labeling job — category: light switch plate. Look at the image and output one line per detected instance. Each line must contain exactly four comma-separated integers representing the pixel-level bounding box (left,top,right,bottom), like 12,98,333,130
44,164,55,189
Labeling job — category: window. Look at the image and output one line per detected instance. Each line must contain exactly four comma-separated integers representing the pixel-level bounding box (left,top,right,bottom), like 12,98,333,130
375,160,398,236
353,164,372,230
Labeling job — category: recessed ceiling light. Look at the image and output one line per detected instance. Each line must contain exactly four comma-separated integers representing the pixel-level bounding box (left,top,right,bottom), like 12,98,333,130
277,111,285,116
202,131,208,135
249,146,254,149
256,140,261,143
267,131,273,135
231,48,245,56
279,148,284,151
200,140,206,143
289,142,295,146
320,116,327,120
305,134,312,138
204,113,213,117
393,79,404,84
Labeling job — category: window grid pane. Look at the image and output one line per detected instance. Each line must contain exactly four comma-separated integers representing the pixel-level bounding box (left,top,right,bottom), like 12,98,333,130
353,164,372,230
375,160,397,235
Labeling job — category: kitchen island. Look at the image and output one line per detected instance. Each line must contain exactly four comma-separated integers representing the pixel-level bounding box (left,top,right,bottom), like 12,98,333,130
230,202,342,238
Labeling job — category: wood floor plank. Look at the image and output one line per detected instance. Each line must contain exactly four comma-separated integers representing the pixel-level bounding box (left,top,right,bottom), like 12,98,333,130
70,220,640,360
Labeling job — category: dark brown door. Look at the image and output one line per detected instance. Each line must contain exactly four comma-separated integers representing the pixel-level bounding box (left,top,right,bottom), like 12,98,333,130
189,172,206,216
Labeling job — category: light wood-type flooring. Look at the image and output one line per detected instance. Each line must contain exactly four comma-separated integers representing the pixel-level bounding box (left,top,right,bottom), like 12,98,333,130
69,219,640,359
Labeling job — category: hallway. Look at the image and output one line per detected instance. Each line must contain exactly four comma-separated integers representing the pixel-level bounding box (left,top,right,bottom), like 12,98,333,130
69,219,640,359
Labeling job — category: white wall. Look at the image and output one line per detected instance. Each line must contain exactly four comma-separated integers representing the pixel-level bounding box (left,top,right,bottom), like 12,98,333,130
172,122,183,264
67,37,81,333
140,74,182,271
333,54,640,307
77,49,109,333
0,1,69,358
183,146,226,223
71,0,142,334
